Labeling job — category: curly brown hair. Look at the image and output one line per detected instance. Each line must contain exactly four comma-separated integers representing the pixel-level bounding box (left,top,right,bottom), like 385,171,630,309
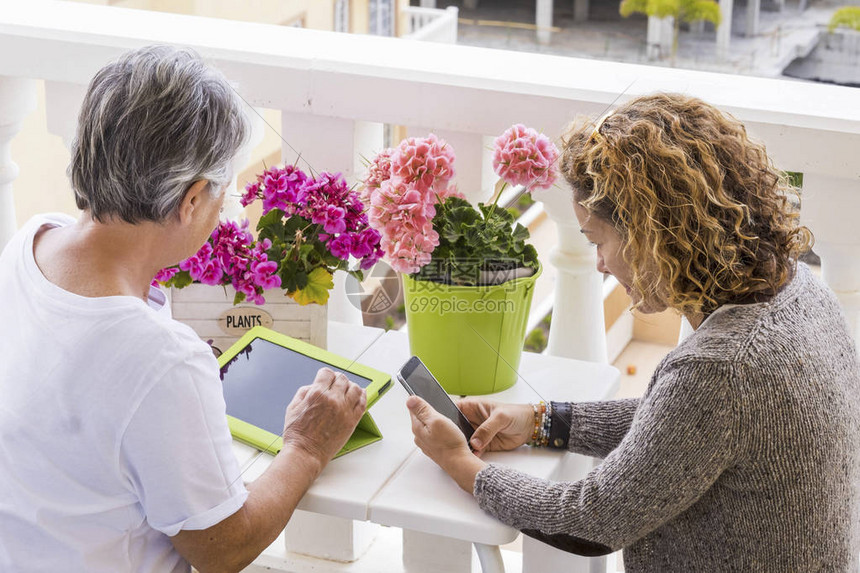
560,93,812,316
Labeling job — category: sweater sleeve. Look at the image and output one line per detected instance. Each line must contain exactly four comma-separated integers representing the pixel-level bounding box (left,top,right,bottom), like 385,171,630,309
550,398,640,458
474,358,739,555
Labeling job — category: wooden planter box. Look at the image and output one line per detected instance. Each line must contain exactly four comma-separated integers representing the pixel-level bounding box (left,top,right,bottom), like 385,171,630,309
170,284,327,355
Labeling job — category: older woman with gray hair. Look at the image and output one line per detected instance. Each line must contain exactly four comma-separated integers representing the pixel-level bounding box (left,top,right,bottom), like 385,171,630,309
0,45,366,573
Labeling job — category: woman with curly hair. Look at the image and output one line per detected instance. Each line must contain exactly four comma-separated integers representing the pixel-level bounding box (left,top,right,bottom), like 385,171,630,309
406,93,860,571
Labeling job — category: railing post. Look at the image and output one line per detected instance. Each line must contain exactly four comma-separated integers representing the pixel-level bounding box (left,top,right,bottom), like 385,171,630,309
800,173,860,346
280,113,382,325
716,0,734,59
0,77,37,249
535,185,607,363
445,6,459,44
536,0,553,45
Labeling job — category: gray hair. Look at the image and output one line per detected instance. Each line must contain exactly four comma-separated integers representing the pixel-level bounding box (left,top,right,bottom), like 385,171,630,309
69,45,250,223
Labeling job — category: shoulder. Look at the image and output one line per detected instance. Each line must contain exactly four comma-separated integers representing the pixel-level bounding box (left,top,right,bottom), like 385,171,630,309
89,299,218,398
123,305,215,367
1,213,74,259
672,263,839,364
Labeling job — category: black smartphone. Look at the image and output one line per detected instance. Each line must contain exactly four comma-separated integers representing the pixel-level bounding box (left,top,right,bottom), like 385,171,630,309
397,356,475,443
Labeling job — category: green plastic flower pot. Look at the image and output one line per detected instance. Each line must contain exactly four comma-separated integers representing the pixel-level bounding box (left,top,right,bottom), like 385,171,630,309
403,265,542,395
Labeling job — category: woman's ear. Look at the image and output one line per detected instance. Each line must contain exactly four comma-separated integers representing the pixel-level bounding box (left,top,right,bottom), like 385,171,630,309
177,180,211,226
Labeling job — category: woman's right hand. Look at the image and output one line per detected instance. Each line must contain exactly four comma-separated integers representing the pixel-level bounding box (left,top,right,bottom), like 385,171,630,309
457,400,534,455
281,368,366,468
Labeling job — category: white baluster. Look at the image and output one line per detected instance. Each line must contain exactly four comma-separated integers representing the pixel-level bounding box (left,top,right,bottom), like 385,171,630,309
281,112,382,326
746,0,761,36
716,0,734,59
0,76,37,250
536,0,553,45
44,81,85,150
800,173,860,345
225,103,265,222
535,184,607,363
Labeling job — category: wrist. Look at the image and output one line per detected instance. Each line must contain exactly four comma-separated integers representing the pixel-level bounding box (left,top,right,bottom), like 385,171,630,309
446,451,486,494
527,401,552,447
277,443,327,480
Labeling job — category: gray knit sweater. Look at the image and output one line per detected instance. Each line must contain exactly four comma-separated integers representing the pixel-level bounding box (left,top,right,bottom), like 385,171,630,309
474,263,860,571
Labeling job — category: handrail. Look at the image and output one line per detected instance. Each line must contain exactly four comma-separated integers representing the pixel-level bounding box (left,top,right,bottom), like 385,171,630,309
1,1,858,150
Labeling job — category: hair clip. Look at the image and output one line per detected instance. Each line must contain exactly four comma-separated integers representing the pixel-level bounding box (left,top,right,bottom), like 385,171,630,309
591,110,613,140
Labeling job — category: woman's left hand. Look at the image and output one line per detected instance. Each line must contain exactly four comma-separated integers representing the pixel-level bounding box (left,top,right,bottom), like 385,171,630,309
407,396,487,494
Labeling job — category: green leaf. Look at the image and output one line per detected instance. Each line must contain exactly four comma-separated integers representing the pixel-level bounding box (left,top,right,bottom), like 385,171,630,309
511,223,531,245
291,267,334,305
521,244,539,268
233,291,246,305
169,270,193,289
279,259,300,292
257,209,287,243
293,270,309,290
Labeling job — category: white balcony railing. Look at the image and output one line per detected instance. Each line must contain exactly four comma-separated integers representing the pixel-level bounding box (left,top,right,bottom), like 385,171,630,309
402,5,458,44
0,5,859,573
1,1,859,366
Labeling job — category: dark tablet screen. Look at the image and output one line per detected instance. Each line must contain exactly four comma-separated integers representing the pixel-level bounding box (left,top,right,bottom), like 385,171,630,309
219,337,373,437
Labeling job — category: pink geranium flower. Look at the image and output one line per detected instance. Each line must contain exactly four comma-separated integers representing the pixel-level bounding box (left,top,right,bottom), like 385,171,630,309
362,148,394,198
362,126,552,277
493,124,560,191
389,134,455,193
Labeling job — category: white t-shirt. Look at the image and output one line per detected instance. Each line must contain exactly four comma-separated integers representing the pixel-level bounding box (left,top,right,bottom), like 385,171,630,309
0,214,249,572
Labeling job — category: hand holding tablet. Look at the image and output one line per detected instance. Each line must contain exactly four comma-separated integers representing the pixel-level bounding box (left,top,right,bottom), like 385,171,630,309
281,368,367,464
218,327,391,457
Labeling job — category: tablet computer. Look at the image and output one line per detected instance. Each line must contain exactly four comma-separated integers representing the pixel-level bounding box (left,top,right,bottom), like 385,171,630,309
217,326,391,457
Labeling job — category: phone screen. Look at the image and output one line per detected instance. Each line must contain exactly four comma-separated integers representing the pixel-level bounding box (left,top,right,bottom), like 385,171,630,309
398,356,475,442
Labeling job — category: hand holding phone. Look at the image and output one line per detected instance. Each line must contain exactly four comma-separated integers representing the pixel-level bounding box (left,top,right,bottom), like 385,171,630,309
397,356,475,444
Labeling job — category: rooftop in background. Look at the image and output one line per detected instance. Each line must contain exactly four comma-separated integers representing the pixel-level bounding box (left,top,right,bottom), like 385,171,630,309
427,0,849,80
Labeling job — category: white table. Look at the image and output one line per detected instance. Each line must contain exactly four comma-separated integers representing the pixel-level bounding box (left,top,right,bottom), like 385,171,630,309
234,322,620,573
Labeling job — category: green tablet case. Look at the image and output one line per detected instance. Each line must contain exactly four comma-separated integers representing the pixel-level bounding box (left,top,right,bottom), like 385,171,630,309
217,326,390,458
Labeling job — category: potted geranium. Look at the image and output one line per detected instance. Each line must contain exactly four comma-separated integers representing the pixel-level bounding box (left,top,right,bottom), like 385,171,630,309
362,125,559,395
156,165,383,353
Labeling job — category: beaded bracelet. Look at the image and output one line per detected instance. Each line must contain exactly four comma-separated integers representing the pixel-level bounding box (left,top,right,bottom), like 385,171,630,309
528,401,553,447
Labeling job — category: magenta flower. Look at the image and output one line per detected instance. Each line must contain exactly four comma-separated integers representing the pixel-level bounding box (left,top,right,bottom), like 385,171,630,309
198,260,224,286
327,235,353,261
153,267,179,283
257,165,310,215
312,204,348,235
493,124,560,191
158,161,383,306
251,260,281,290
360,247,384,270
179,242,214,280
240,182,259,207
351,227,382,259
